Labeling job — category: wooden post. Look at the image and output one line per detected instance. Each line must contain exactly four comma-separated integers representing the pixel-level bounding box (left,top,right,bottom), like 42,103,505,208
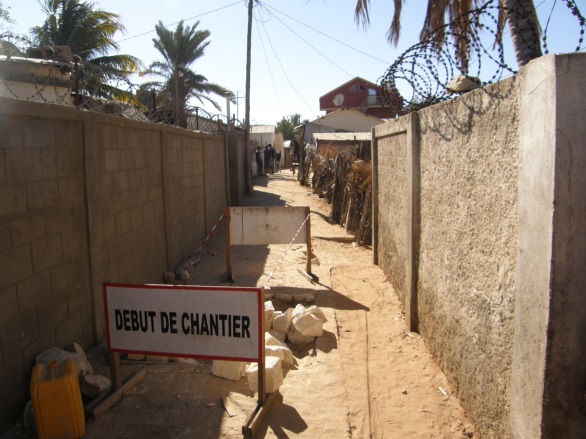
225,208,233,281
406,113,420,332
356,185,371,245
305,207,312,274
371,127,379,265
109,352,121,390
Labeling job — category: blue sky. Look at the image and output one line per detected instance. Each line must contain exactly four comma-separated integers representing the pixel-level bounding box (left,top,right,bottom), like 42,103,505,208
5,0,585,126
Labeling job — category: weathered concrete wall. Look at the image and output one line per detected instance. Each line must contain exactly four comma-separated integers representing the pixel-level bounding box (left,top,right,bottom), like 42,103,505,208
0,97,230,432
227,130,245,206
373,54,586,439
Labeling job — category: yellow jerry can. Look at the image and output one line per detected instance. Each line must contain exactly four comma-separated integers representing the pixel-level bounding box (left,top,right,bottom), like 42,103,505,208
30,359,85,439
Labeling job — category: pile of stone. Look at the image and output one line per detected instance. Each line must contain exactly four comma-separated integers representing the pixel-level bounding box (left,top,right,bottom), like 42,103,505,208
35,344,111,398
212,301,327,394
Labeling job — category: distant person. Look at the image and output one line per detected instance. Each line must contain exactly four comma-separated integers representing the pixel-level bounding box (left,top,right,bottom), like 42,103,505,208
255,146,263,176
263,144,272,175
292,138,300,163
275,150,281,172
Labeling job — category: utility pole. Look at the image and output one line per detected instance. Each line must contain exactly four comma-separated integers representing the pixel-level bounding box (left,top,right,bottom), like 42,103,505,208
244,0,253,194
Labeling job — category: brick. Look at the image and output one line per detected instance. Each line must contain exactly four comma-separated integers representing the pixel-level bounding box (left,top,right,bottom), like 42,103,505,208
0,116,23,149
120,149,135,170
0,286,18,326
42,149,70,179
104,149,121,172
10,213,46,246
5,149,42,184
0,185,27,216
27,180,58,210
58,177,83,205
31,233,63,272
22,330,56,382
67,282,90,314
0,245,33,290
54,120,82,149
0,308,39,358
37,299,67,334
62,228,87,260
128,169,141,190
101,173,114,195
69,146,83,177
113,171,129,192
0,219,10,251
16,270,52,312
22,117,55,149
45,208,73,235
50,259,78,294
116,209,131,235
0,150,5,185
56,312,82,347
130,205,144,229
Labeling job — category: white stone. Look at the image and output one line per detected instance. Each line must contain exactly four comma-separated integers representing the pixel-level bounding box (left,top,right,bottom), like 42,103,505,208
36,347,90,377
293,313,323,337
127,353,146,361
265,331,288,349
80,374,111,398
268,329,286,343
212,360,246,381
247,357,283,393
73,342,94,375
146,355,169,362
264,301,275,328
265,344,293,366
287,323,315,344
301,305,328,323
446,75,481,94
179,270,190,280
292,303,307,319
272,308,293,333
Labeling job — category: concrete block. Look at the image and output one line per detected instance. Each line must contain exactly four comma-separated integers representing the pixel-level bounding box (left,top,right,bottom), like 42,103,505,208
0,115,23,149
67,284,90,314
104,149,121,172
0,245,34,289
46,208,73,235
292,313,323,337
58,177,83,205
17,270,52,312
55,312,82,347
62,229,86,260
212,360,246,381
247,357,283,394
272,308,293,333
116,209,132,235
38,300,67,334
50,259,78,294
287,323,315,345
42,149,70,179
265,301,275,328
31,234,63,272
22,117,55,149
0,286,18,326
0,220,10,251
54,121,82,149
0,308,39,358
0,151,4,185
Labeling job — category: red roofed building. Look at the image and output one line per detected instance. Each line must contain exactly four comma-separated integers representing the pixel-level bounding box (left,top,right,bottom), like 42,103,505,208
319,77,401,119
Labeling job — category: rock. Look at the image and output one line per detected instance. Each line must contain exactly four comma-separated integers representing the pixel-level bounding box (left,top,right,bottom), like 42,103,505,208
295,305,327,323
272,292,292,302
179,270,190,280
265,344,293,366
292,313,323,337
163,271,175,283
173,357,200,365
127,353,146,361
272,308,293,333
292,303,307,319
287,323,315,344
22,401,34,429
267,329,286,343
295,292,316,303
81,374,111,398
247,357,283,393
73,343,94,375
264,301,275,328
36,347,90,377
446,75,481,94
211,360,246,381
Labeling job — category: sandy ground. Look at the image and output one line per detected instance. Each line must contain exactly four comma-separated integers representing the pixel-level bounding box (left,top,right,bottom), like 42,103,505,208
5,170,476,439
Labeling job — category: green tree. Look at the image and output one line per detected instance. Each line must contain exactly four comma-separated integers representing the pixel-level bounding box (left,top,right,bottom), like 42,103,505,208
353,0,541,69
276,114,302,140
30,0,142,100
144,20,231,127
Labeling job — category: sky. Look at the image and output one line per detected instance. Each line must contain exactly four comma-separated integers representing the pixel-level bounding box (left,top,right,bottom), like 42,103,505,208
5,0,585,126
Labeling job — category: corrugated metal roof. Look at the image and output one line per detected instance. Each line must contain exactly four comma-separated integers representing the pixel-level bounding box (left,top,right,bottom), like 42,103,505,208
313,132,371,142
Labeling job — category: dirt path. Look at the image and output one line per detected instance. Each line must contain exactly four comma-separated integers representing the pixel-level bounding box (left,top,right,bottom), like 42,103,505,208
12,171,475,438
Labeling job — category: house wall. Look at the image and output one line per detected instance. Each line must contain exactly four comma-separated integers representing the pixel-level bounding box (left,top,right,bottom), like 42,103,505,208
0,97,230,432
320,77,375,110
372,54,586,438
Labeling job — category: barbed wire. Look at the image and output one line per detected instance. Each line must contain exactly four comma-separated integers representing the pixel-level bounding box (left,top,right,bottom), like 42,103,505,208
379,0,585,116
0,51,236,135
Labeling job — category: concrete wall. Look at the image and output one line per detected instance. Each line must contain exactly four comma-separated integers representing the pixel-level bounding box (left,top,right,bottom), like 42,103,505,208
372,54,586,439
0,97,229,431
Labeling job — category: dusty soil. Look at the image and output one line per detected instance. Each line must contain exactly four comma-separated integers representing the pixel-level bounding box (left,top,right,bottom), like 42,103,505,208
6,170,476,438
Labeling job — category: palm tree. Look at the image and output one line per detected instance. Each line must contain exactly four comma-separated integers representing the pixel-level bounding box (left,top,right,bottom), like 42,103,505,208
30,0,142,100
144,20,232,127
354,0,541,69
